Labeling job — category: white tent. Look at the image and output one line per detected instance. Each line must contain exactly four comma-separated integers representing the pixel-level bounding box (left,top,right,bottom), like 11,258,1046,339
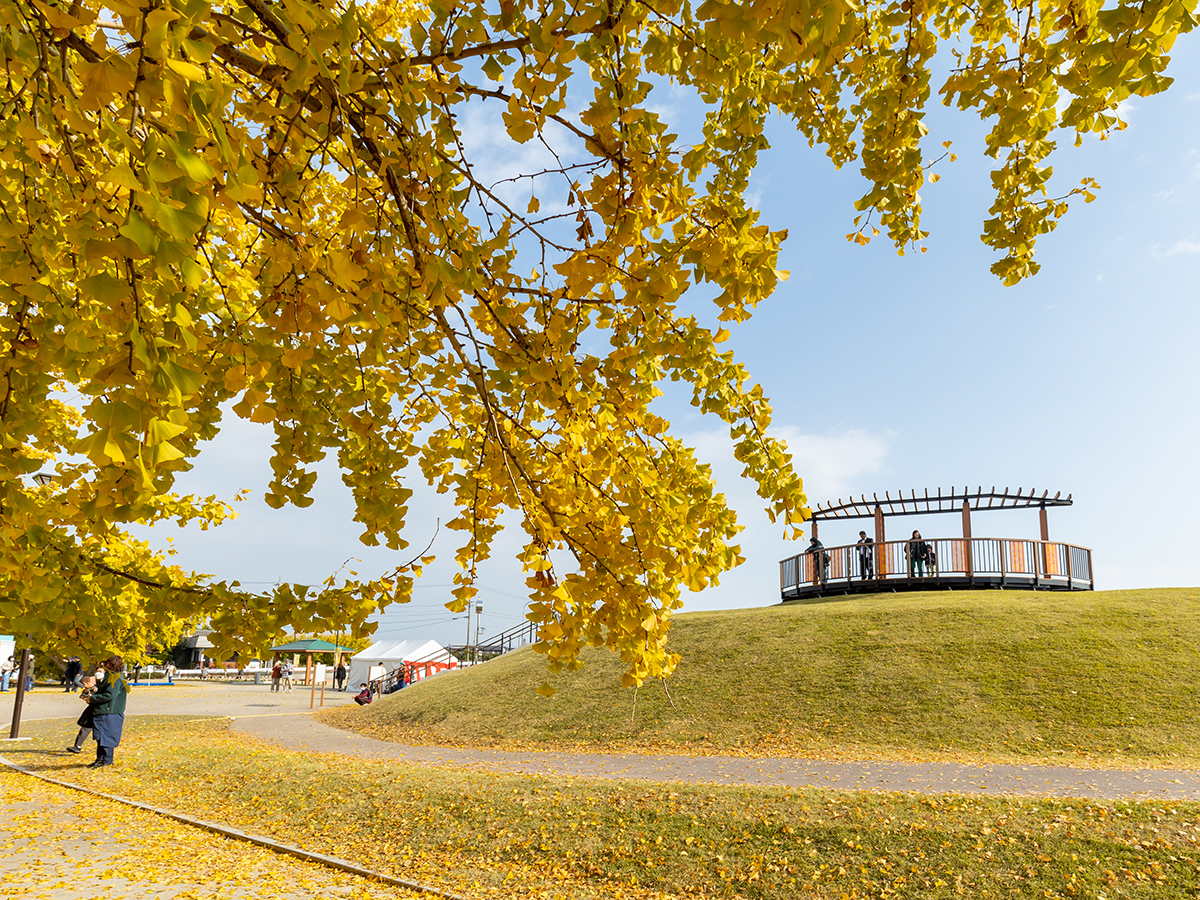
345,639,456,689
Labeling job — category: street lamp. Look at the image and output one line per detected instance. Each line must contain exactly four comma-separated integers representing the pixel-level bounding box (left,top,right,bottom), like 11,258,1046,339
32,472,54,486
473,602,483,664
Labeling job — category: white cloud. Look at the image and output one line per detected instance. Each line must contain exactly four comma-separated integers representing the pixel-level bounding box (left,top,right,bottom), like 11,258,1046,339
457,101,578,211
773,425,891,501
1163,237,1200,256
687,424,891,518
677,425,890,611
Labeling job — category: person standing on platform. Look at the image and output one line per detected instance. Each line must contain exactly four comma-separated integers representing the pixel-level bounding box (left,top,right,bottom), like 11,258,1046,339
87,656,129,769
806,535,827,585
857,531,874,579
908,530,930,578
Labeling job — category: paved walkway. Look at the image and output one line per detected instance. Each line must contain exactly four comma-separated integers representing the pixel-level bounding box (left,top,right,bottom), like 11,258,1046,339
235,712,1200,801
6,681,1200,800
0,677,358,724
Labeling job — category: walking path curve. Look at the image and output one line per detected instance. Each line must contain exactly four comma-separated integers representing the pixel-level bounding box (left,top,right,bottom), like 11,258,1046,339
235,712,1200,801
6,681,1200,801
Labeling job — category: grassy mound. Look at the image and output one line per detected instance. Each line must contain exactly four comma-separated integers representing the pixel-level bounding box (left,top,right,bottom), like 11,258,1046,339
323,588,1200,764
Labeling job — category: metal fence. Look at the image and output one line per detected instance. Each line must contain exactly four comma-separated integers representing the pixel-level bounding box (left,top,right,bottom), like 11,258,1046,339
447,619,538,664
781,537,1093,597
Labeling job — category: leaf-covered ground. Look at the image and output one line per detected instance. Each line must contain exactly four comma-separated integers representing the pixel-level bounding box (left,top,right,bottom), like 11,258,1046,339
10,716,1200,898
323,588,1200,768
0,764,427,900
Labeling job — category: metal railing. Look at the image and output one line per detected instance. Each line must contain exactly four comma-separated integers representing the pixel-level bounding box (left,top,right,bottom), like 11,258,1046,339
370,646,460,696
780,537,1093,599
446,618,538,664
370,620,540,697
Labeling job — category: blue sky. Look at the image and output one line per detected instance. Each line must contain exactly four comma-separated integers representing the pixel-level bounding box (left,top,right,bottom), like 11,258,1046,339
138,35,1200,648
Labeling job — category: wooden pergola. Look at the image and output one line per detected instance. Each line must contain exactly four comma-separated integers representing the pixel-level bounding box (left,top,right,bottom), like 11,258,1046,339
782,487,1093,600
809,486,1072,545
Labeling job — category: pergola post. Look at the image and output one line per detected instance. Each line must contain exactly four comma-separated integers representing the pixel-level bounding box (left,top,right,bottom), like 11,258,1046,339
873,505,885,576
1039,502,1050,579
962,499,974,580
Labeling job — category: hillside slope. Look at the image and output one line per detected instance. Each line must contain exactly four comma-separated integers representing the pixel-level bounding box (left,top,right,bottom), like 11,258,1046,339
321,588,1200,764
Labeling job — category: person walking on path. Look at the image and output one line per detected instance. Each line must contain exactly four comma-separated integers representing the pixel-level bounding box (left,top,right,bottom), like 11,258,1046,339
856,531,874,580
66,675,98,754
334,661,347,692
64,656,82,692
281,661,294,693
87,655,129,769
270,662,282,692
0,655,12,692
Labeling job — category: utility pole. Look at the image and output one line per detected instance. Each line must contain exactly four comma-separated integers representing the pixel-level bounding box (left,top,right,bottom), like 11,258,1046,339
473,602,483,664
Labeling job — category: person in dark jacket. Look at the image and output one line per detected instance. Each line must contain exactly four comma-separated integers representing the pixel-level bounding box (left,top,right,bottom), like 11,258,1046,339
806,536,827,585
856,531,875,579
334,661,347,692
908,530,930,577
66,675,97,753
64,657,83,692
87,655,129,768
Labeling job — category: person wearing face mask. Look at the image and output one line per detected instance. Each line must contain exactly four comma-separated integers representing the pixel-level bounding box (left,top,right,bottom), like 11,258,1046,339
87,655,130,769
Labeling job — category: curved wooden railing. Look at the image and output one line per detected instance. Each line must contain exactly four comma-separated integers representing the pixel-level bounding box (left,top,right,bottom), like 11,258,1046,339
780,537,1093,599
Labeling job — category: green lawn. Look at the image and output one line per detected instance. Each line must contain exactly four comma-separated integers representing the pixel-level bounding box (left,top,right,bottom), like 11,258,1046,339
324,588,1200,766
12,716,1200,899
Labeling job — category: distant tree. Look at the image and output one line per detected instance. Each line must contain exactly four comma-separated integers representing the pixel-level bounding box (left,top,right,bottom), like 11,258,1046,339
0,0,1192,685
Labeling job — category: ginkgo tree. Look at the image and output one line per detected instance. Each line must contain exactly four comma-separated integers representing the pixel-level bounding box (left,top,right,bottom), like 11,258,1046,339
0,0,1193,683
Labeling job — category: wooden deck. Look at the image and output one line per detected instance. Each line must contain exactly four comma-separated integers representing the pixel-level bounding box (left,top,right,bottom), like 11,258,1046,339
780,537,1093,601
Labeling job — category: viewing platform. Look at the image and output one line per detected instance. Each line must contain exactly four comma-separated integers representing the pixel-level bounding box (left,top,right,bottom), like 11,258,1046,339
780,487,1094,601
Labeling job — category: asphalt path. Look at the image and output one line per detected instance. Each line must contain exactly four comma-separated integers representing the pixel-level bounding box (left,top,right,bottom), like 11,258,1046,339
5,680,1200,800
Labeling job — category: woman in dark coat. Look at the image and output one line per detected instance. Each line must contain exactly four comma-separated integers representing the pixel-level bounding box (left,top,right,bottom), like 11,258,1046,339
88,655,129,769
908,530,930,578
